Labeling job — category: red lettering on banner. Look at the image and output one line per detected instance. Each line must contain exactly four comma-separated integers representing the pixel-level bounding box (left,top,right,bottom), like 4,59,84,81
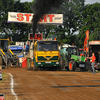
16,13,55,22
48,15,54,22
40,18,42,22
40,15,43,22
17,13,24,21
24,14,31,21
43,15,47,22
40,15,47,22
40,15,54,22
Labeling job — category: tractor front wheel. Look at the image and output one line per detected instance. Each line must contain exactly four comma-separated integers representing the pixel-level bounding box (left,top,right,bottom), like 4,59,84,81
68,61,76,71
59,56,64,69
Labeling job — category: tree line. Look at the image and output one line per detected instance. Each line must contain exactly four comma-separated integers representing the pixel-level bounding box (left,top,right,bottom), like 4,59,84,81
0,0,100,47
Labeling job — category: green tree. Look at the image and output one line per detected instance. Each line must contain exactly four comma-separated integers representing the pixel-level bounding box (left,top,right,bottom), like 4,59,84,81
89,28,100,41
79,3,100,47
34,0,85,45
52,0,85,45
0,0,14,34
56,0,85,35
0,0,85,46
0,0,34,41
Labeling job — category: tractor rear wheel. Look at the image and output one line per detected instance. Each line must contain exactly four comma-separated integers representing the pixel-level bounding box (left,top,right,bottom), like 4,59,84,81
59,56,64,70
68,61,76,71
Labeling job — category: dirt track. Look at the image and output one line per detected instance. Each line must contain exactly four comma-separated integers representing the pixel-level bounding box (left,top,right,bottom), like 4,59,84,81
1,68,100,100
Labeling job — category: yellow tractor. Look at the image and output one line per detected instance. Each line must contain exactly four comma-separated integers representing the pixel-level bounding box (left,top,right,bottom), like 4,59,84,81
0,38,19,68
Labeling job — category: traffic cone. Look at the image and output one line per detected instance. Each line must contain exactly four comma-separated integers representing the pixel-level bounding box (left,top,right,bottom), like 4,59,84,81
22,57,27,68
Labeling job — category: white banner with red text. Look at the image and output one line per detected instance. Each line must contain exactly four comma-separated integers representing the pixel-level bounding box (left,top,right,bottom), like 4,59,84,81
8,12,63,24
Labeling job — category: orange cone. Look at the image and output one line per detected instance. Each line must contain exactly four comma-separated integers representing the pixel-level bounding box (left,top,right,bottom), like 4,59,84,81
22,57,27,68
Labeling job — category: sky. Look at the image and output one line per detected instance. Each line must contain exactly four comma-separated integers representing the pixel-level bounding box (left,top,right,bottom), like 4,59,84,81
20,0,100,4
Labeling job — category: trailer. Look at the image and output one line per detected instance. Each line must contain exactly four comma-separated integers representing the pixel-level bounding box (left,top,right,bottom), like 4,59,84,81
89,41,100,69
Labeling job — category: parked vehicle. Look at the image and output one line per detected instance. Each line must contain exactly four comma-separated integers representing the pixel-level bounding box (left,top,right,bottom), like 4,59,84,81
8,45,23,57
27,33,61,71
0,38,20,68
60,44,87,71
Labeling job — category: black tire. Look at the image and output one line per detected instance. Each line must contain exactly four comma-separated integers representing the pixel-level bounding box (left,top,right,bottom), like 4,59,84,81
68,61,76,71
84,62,90,71
16,56,19,67
80,68,85,71
57,66,62,71
33,62,38,71
29,59,33,70
0,56,2,66
6,59,11,69
59,56,64,69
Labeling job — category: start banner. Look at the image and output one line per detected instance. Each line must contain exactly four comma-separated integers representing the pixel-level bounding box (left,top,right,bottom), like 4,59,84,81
8,12,63,24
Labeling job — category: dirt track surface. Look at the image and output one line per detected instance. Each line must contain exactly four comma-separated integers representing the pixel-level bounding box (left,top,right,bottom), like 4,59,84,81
1,68,100,100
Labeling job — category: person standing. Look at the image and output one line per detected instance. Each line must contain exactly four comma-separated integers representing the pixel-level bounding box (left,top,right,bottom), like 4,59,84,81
87,53,96,74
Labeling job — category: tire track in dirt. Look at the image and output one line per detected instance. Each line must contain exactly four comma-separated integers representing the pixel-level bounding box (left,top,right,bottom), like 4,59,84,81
9,73,18,100
1,68,100,100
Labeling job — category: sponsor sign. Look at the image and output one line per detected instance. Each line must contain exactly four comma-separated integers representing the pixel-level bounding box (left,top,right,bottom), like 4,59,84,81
89,41,100,45
8,12,63,24
28,33,43,40
0,94,5,100
9,47,23,50
15,42,24,46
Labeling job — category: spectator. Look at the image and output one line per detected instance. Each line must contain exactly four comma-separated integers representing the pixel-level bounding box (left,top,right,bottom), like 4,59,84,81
86,53,96,74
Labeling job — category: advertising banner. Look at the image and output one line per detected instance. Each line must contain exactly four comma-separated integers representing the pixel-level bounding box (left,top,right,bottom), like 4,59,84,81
89,41,100,45
8,12,63,24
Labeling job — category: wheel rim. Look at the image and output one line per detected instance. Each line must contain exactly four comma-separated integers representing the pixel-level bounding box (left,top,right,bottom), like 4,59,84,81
69,63,72,70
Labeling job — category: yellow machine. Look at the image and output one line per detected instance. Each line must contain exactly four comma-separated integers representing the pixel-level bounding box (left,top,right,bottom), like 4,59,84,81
29,38,61,71
0,38,19,68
